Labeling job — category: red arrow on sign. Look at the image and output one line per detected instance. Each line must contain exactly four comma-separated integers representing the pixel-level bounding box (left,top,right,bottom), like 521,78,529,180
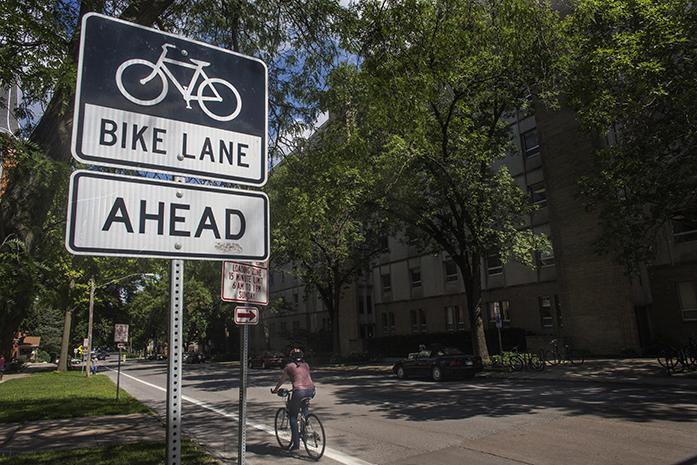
234,306,259,325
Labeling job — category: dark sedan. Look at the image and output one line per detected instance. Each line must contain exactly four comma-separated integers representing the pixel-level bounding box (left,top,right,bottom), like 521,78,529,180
392,346,483,381
248,351,285,369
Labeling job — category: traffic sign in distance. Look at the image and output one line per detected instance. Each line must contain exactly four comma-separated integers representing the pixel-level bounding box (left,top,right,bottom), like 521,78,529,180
72,13,267,185
234,306,259,326
114,324,129,343
221,261,268,305
65,170,269,261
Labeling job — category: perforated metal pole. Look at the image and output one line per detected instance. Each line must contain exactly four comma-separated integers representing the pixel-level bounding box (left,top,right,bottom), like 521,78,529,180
238,325,249,465
167,259,184,465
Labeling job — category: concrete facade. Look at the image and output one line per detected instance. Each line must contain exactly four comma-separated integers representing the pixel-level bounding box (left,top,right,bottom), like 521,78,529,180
256,105,697,357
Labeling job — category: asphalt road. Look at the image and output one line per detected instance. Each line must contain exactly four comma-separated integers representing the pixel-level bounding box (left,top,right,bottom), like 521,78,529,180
102,359,697,465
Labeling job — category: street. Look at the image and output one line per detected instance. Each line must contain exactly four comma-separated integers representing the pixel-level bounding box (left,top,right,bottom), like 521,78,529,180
102,359,697,465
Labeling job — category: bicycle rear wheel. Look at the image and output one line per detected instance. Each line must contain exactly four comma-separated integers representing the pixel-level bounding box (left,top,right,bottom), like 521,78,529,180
510,355,524,372
303,413,326,460
274,408,292,448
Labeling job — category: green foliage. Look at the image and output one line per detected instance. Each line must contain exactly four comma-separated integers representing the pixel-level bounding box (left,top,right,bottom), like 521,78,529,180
325,0,561,356
563,0,697,271
0,371,150,423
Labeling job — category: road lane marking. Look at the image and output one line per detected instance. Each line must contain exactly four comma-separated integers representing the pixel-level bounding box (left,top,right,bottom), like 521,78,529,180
109,368,375,465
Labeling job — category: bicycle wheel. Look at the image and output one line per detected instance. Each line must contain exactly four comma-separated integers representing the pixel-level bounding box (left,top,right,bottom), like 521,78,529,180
274,407,292,448
116,59,168,106
544,349,562,366
569,350,585,366
197,77,242,121
510,355,524,372
531,353,545,371
303,414,326,460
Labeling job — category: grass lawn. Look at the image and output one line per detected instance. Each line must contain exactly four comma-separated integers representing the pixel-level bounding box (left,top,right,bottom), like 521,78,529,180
0,371,151,423
0,440,218,465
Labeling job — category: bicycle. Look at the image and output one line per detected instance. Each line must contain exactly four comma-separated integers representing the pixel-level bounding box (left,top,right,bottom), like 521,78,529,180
657,338,697,374
509,346,545,372
115,43,242,122
272,388,326,460
543,339,585,367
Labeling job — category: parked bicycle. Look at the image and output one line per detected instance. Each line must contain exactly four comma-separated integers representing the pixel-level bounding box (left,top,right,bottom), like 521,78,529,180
657,337,697,374
272,388,326,460
509,346,545,372
543,339,585,367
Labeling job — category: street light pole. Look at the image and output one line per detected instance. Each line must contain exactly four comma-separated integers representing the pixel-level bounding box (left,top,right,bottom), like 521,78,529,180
86,278,95,377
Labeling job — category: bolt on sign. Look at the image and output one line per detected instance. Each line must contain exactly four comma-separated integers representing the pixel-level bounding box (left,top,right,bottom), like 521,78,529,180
221,260,268,305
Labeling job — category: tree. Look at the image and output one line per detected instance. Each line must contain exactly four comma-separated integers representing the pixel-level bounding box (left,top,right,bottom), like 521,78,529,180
331,0,560,359
267,120,386,354
0,0,350,354
562,0,697,272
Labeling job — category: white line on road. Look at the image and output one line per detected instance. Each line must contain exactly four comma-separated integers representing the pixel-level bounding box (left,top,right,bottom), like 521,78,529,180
109,368,375,465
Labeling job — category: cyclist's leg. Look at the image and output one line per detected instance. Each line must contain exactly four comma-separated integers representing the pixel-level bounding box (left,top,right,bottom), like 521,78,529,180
287,395,301,449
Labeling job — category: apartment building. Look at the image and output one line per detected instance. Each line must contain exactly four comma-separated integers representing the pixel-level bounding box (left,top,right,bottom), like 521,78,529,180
255,105,697,357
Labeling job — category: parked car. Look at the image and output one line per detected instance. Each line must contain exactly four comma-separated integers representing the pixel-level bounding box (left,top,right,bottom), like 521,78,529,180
248,351,285,369
96,351,109,360
392,345,483,381
184,352,206,364
146,353,166,361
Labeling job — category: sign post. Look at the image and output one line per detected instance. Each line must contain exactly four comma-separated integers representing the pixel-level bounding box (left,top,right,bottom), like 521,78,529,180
114,324,129,400
68,13,268,465
234,305,261,465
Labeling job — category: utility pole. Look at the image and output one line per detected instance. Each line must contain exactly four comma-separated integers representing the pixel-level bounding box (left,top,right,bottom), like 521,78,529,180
86,278,95,377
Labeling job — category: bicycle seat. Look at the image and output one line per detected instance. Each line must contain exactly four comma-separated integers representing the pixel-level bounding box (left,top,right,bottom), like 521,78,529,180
189,59,210,66
299,397,312,407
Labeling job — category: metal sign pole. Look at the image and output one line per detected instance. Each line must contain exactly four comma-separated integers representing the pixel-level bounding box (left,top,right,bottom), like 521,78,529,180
238,324,249,465
167,259,184,465
116,347,122,400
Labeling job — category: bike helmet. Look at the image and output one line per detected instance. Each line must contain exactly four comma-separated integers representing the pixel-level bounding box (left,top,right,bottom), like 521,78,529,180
289,348,304,363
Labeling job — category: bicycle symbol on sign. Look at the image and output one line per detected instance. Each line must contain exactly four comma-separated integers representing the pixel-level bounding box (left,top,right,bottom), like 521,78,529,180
115,43,242,122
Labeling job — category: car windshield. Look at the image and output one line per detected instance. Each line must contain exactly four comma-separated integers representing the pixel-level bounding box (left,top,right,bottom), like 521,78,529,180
434,347,464,356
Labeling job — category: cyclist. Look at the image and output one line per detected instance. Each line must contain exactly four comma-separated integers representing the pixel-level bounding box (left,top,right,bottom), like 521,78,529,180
271,346,316,451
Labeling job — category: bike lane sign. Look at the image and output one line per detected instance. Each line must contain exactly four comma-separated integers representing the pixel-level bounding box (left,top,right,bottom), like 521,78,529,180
71,13,267,186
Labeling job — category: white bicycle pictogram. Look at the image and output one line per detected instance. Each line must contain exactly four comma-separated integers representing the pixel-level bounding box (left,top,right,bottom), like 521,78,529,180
115,43,242,122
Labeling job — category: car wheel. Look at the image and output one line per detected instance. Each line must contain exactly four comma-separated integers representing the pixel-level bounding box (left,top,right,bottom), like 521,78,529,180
396,365,407,379
432,366,443,382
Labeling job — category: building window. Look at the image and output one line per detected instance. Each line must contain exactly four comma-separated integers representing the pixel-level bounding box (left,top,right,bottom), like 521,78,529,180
410,268,422,288
360,324,375,339
537,244,555,267
379,235,389,252
672,214,697,243
292,320,300,332
445,305,465,331
678,281,697,321
488,301,511,324
521,128,540,158
293,292,299,310
381,274,392,293
382,312,396,334
444,260,458,282
410,309,426,333
280,321,288,332
487,255,503,276
539,296,553,329
529,181,547,207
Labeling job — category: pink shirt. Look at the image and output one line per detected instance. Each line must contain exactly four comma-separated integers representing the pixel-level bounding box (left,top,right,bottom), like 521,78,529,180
283,361,315,390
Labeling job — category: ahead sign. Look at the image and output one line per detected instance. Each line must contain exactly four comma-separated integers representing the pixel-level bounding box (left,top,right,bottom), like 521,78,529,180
65,171,269,260
234,306,259,326
72,13,267,185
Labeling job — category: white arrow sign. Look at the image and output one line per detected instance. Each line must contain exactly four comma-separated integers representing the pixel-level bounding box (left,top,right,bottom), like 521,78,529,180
234,306,259,326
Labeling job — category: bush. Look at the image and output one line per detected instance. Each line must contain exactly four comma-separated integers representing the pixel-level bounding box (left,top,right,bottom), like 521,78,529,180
36,349,51,363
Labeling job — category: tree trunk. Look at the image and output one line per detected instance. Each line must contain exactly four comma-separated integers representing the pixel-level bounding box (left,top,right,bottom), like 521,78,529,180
456,255,490,361
58,308,73,372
